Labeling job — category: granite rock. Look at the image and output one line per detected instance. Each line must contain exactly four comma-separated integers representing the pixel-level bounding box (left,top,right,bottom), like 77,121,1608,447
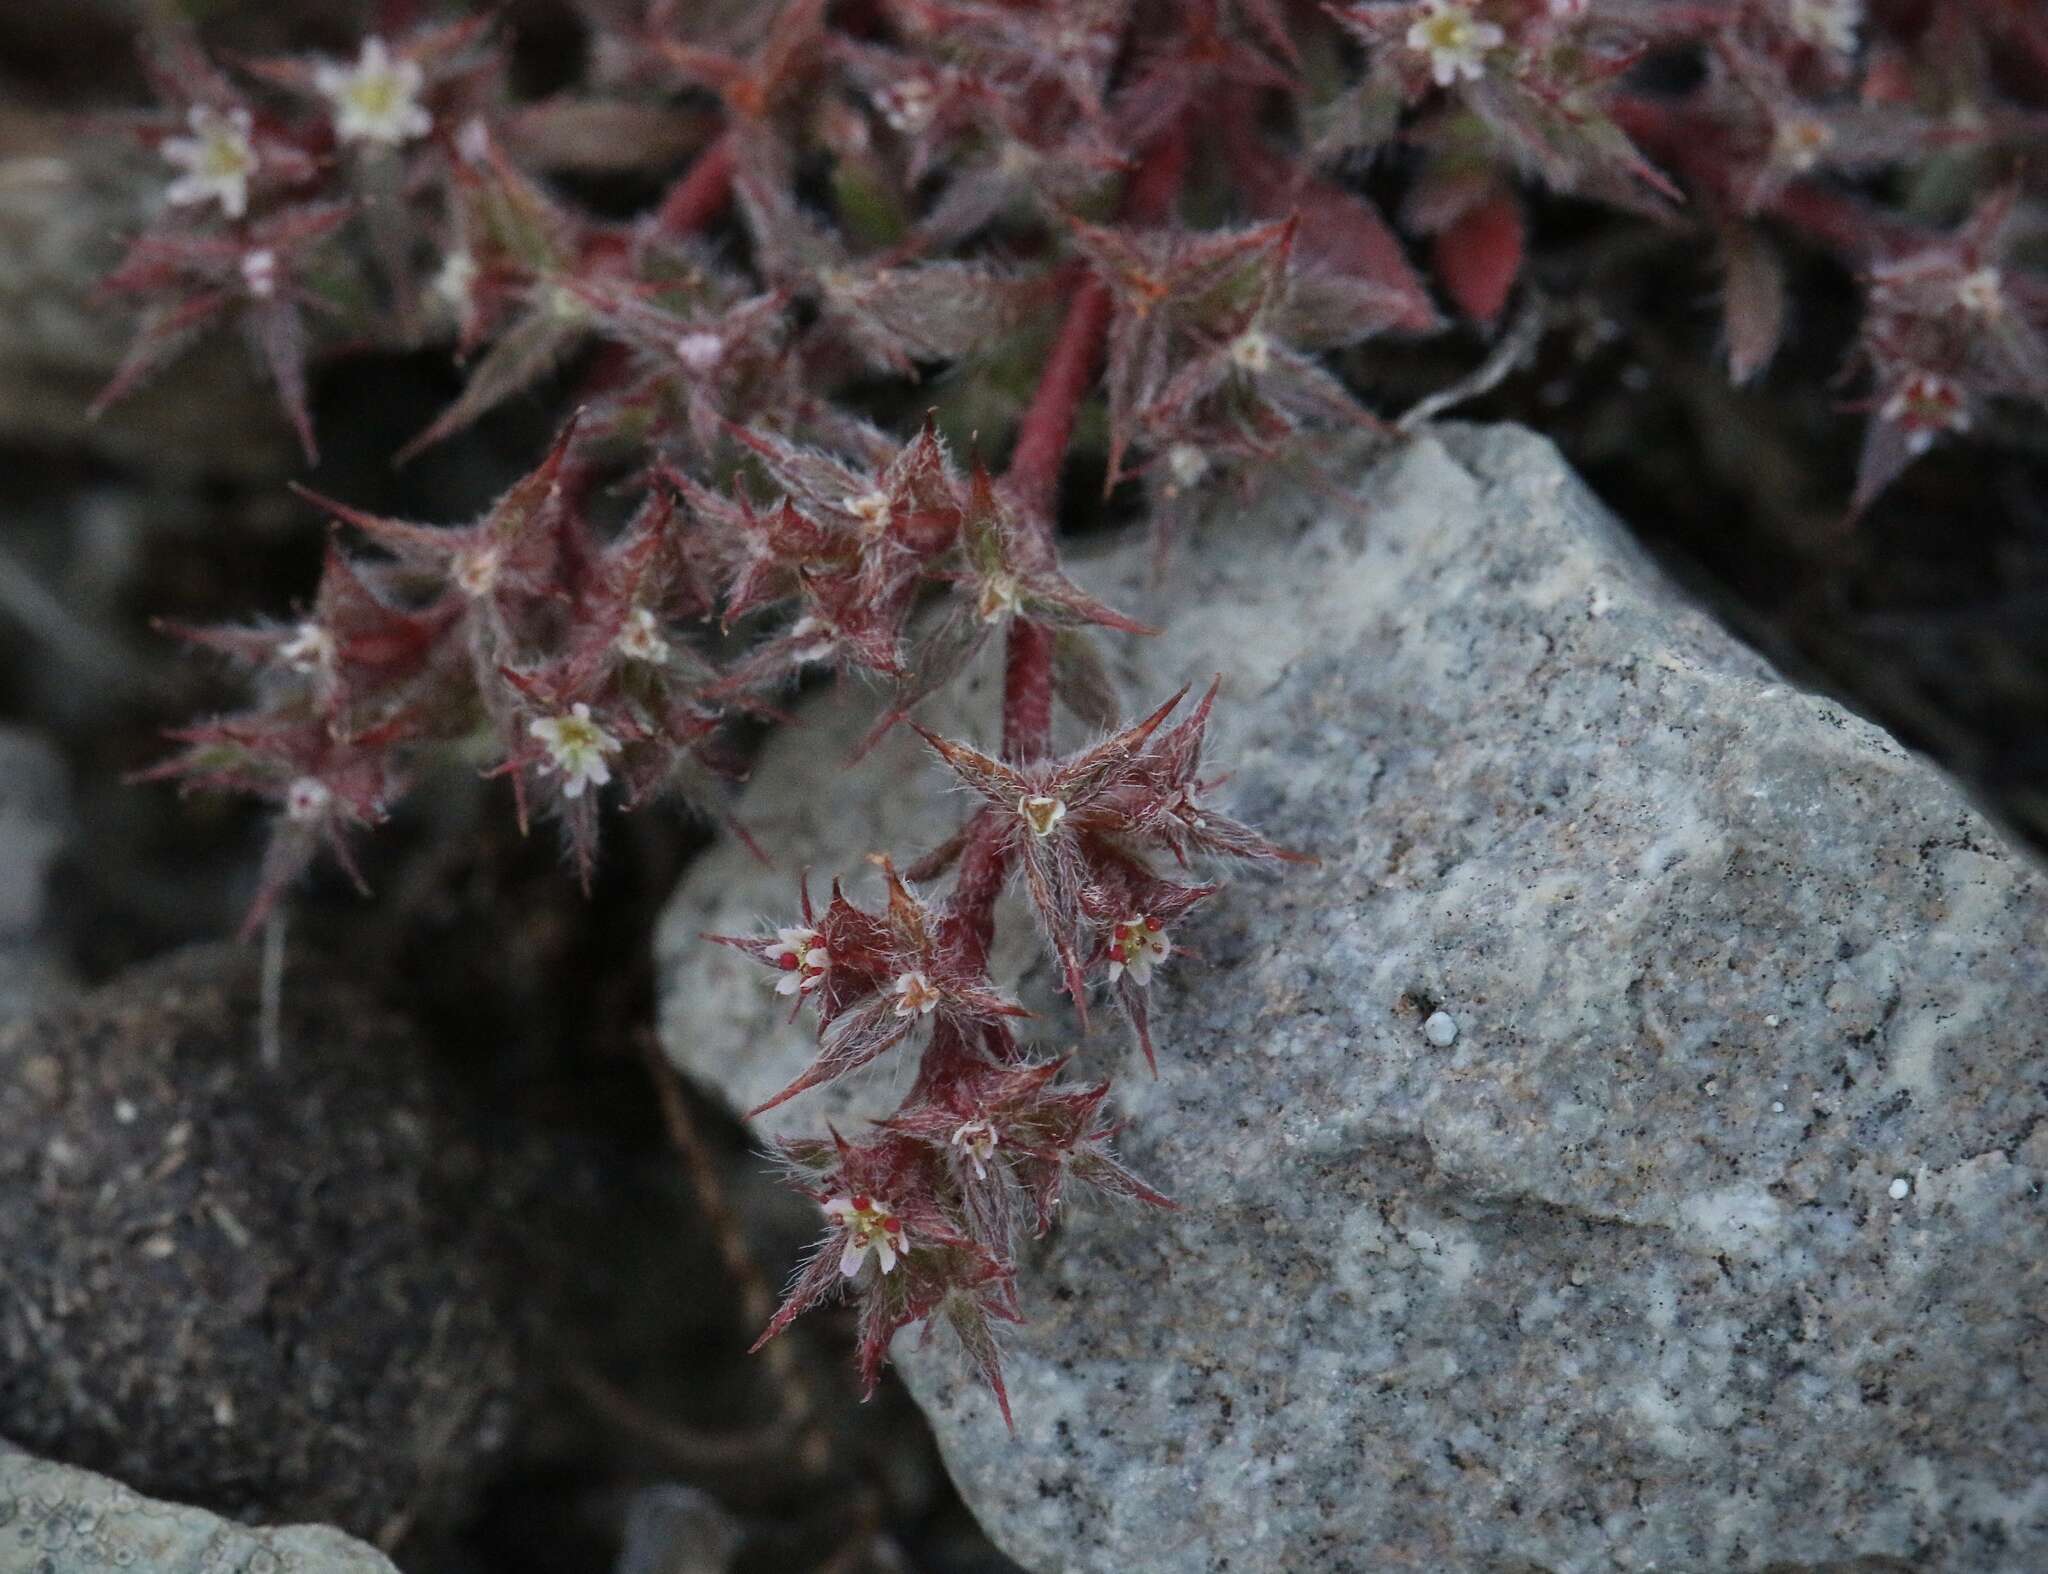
0,1446,397,1574
659,426,2048,1573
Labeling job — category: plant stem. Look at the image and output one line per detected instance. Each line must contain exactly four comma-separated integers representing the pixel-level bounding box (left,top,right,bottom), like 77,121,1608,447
1004,269,1113,522
996,123,1190,767
944,816,1010,973
656,131,736,236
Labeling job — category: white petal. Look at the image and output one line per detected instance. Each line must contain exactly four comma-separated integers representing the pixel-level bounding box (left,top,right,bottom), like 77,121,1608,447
838,1238,866,1277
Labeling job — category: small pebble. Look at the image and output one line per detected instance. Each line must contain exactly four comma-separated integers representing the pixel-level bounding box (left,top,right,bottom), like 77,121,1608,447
1423,1011,1458,1047
1764,1014,1781,1028
1888,1177,1910,1201
1771,1101,1785,1113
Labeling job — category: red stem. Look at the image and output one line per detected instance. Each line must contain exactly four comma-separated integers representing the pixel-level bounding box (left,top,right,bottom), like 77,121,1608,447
656,132,736,237
1004,271,1113,521
1001,619,1056,764
940,124,1195,969
944,823,1011,973
997,123,1190,765
1005,125,1189,520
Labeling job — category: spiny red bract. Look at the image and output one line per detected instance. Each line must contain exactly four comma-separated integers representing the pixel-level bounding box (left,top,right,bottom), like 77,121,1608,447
113,0,2043,1421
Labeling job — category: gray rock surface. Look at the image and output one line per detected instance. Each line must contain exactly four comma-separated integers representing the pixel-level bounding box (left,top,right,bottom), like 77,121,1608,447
659,425,2048,1573
0,727,70,1023
614,1483,743,1574
0,1446,397,1574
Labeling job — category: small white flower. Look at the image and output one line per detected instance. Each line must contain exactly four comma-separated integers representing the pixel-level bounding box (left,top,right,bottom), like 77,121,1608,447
995,138,1039,179
1106,915,1171,987
1228,328,1274,375
316,37,432,148
1881,371,1969,454
1956,267,2003,317
950,1118,998,1180
278,620,335,675
162,106,259,220
823,1193,906,1277
789,614,839,664
545,282,589,323
455,115,492,166
1406,0,1505,88
1784,0,1861,54
453,543,503,598
842,489,893,534
528,702,620,800
614,607,672,664
976,573,1023,624
1020,794,1068,838
768,926,830,996
433,249,477,317
1165,442,1210,491
240,248,278,299
1165,784,1208,830
674,331,726,372
891,970,942,1017
284,776,332,823
876,77,938,135
1772,115,1834,173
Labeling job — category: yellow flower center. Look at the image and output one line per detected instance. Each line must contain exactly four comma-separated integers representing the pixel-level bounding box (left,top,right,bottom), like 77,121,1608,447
1021,795,1067,837
1420,13,1477,51
347,75,401,121
202,131,253,179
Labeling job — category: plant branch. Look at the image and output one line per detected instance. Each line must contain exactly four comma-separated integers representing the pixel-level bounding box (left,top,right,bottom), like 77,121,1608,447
642,1034,830,1475
655,130,736,236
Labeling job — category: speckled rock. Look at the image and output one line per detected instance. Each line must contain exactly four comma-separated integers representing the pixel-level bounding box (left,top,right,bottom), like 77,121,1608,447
659,425,2048,1573
0,945,527,1542
0,728,69,1023
0,1446,397,1574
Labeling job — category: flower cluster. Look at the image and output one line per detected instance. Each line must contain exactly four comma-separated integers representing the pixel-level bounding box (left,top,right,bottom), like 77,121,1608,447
710,679,1297,1415
109,0,2045,1417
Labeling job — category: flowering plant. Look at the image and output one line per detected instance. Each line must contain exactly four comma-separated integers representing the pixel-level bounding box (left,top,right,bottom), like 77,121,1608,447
106,0,2045,1420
